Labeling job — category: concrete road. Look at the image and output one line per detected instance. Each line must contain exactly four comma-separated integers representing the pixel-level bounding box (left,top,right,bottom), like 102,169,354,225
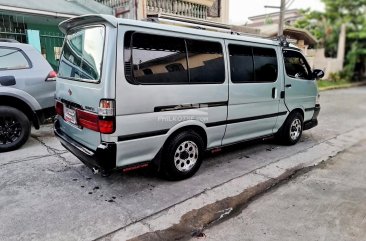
1,87,366,241
200,139,366,241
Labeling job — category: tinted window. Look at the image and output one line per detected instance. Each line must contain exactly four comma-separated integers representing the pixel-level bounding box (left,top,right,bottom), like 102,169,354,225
0,48,30,70
58,26,105,82
253,47,278,82
129,33,188,84
283,50,312,79
186,40,225,83
228,44,254,83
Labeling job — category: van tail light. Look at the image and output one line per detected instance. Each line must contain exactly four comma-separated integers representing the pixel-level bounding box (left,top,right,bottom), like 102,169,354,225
76,100,115,134
98,99,115,116
77,109,99,132
98,116,115,134
46,71,57,81
55,101,64,117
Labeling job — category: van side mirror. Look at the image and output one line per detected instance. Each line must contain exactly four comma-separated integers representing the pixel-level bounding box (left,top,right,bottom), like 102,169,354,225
313,69,325,79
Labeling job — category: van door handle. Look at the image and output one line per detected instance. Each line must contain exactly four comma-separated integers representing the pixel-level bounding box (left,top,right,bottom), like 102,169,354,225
285,84,292,88
272,87,277,99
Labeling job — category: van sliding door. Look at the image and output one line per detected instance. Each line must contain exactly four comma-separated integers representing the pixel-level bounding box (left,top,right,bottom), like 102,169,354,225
223,42,282,145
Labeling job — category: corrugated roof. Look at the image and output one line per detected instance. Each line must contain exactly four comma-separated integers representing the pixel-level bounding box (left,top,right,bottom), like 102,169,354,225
0,0,113,17
257,24,318,45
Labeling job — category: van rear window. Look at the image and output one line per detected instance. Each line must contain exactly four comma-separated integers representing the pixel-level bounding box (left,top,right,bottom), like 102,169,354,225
58,26,105,82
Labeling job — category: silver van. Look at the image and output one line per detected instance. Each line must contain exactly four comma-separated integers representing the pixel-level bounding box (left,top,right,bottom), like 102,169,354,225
54,15,323,180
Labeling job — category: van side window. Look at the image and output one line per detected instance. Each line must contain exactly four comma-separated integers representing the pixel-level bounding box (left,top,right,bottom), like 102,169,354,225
129,33,189,84
253,47,278,82
186,40,225,84
228,44,254,83
283,50,312,80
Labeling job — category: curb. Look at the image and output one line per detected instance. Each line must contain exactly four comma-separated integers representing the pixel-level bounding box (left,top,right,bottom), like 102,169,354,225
97,127,366,241
319,81,366,91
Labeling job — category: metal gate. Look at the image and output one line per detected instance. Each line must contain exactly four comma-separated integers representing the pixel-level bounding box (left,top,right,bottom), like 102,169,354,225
0,14,64,70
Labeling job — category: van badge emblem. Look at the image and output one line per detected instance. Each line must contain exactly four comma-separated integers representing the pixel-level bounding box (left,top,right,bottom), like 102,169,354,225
68,89,72,96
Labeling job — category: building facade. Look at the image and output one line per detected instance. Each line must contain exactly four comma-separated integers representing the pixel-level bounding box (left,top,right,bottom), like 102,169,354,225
0,0,228,69
96,0,229,23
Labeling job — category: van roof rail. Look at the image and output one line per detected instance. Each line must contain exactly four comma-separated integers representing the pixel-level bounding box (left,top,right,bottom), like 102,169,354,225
276,35,290,47
145,13,232,32
144,13,276,41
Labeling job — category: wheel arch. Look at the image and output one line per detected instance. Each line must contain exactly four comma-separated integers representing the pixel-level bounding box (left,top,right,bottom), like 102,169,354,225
152,121,208,168
290,108,304,119
165,121,208,149
0,94,40,129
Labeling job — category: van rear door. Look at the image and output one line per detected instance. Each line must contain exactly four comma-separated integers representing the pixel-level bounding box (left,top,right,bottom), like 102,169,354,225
55,18,117,151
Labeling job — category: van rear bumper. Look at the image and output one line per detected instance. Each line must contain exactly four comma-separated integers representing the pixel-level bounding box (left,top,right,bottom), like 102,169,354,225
304,104,320,130
54,119,116,172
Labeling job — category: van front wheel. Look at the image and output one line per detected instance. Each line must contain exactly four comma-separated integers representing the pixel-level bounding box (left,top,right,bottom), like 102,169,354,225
279,112,304,145
161,131,204,180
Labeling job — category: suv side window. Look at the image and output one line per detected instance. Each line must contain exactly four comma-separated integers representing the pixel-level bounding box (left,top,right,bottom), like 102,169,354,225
283,50,312,80
0,47,30,70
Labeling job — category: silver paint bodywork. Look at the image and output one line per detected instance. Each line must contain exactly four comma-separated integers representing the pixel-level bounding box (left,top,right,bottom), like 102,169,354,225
56,15,318,168
0,42,55,111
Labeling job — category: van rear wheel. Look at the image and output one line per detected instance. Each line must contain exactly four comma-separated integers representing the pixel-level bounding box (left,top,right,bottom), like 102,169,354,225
279,112,303,145
161,131,204,181
0,106,31,152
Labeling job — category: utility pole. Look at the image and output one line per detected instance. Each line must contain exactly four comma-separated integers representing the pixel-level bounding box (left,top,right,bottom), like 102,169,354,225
278,0,286,36
264,0,287,36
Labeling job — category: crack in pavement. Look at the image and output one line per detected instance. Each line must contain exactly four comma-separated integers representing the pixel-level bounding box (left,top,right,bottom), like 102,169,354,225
0,152,67,168
33,137,70,165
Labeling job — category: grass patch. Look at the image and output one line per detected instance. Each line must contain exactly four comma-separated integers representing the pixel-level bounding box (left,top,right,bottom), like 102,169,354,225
317,79,351,89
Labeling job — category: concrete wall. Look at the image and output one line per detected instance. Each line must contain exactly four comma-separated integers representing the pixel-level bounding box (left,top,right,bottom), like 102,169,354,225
306,49,343,79
306,24,346,79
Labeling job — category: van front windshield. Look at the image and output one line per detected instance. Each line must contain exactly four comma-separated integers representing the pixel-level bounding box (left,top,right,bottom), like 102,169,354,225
58,26,105,82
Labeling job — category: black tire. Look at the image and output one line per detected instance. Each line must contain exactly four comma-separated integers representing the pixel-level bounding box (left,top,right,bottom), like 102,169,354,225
278,112,304,145
0,106,31,152
160,131,204,181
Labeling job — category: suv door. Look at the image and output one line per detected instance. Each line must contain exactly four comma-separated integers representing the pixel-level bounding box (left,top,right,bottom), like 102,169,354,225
0,46,54,109
282,49,318,114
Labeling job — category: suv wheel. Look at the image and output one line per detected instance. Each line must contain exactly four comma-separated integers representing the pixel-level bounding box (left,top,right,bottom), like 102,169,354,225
0,106,31,152
160,131,204,180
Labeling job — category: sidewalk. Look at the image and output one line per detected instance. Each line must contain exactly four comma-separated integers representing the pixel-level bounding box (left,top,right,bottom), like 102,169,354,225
200,139,366,241
103,125,366,241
